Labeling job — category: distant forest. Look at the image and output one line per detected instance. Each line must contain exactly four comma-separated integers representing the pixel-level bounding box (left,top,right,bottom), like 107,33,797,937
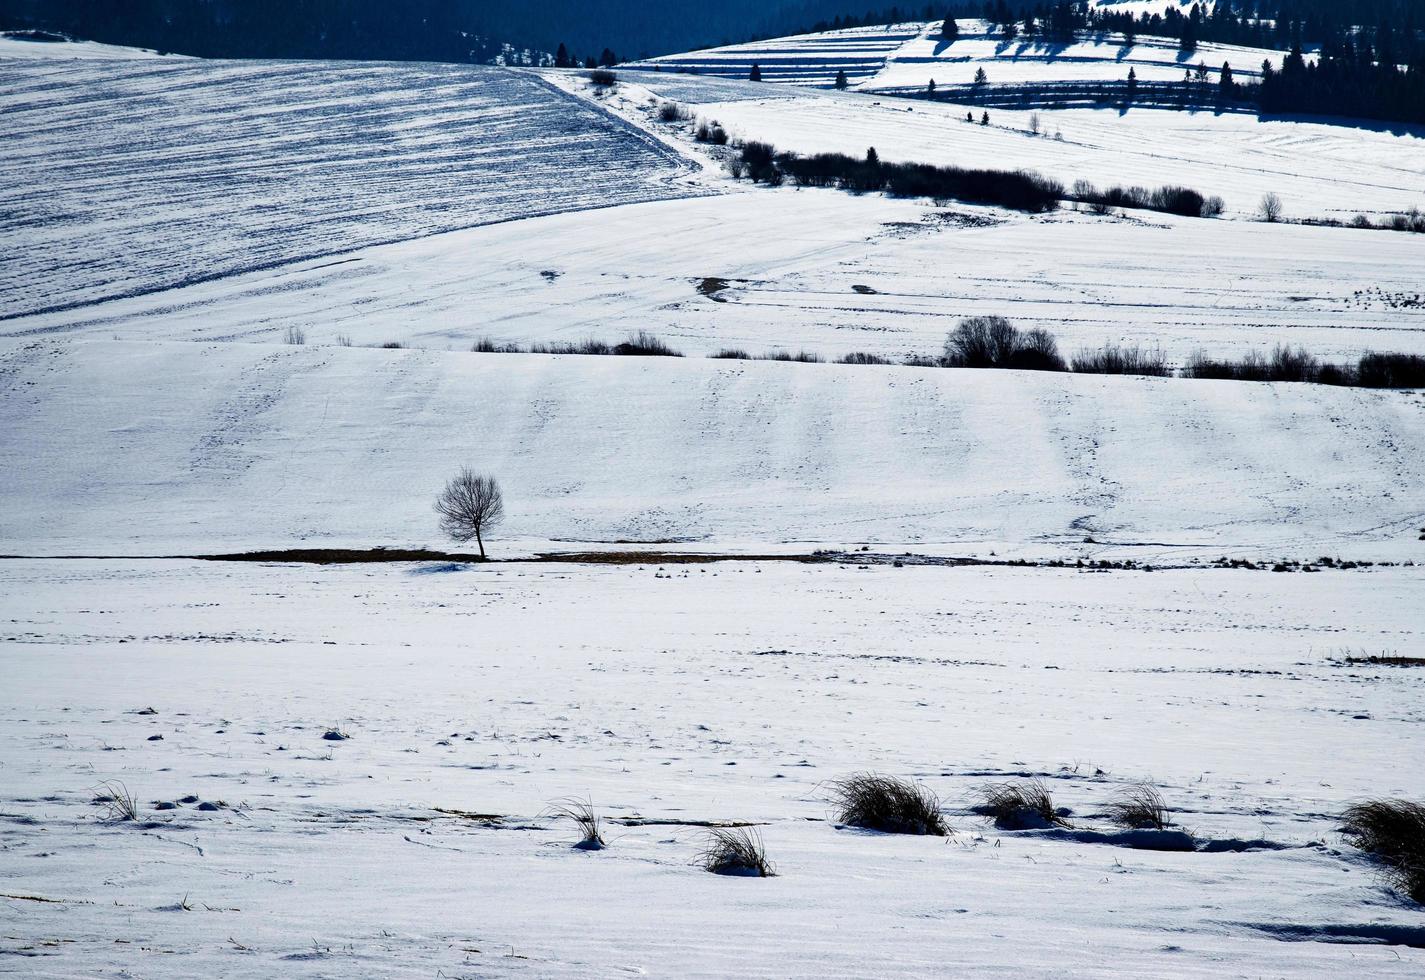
0,0,878,62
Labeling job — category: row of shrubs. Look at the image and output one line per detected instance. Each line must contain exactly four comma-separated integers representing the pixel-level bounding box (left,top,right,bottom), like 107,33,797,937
472,331,682,357
735,142,1065,214
730,141,1233,221
1070,179,1225,219
467,321,1425,389
1307,209,1425,235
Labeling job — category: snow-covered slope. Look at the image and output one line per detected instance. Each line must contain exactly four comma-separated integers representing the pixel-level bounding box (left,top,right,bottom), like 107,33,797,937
0,58,700,320
627,19,1296,91
4,338,1423,558
625,23,924,86
11,191,1423,362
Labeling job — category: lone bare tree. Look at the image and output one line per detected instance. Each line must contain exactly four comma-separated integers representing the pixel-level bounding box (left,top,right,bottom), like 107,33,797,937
435,468,504,559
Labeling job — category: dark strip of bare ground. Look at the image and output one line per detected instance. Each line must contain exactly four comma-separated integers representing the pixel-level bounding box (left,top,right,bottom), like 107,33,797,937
0,549,1409,572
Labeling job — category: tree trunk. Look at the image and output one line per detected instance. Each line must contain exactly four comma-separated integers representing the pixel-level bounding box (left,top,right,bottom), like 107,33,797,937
476,527,485,560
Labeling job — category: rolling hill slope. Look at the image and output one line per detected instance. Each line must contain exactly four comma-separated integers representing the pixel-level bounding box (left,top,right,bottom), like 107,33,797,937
3,338,1422,559
0,57,701,320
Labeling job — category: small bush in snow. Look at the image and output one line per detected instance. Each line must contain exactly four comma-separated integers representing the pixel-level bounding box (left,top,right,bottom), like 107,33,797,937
977,779,1070,830
943,316,1067,372
588,69,616,88
699,828,775,876
1341,799,1425,903
546,797,607,850
612,330,681,357
829,773,950,835
838,352,894,365
710,348,751,360
1106,783,1171,830
284,325,306,345
1259,192,1285,223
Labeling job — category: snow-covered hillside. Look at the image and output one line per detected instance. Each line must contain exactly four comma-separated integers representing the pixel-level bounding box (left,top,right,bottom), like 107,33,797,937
4,338,1423,559
629,19,1296,91
11,191,1422,362
0,58,699,320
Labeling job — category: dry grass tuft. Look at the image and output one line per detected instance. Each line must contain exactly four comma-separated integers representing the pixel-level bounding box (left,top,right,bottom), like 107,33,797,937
978,779,1070,830
1342,799,1425,903
546,797,607,850
828,773,949,835
95,780,140,822
1106,782,1170,830
699,828,775,877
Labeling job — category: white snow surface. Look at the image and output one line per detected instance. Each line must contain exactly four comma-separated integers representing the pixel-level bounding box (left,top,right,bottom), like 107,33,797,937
0,59,700,320
1,558,1423,977
3,338,1423,559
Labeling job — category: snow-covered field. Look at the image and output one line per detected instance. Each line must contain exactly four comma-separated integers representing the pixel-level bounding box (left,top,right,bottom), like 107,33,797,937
2,558,1423,977
3,338,1424,560
0,57,699,320
5,19,1425,978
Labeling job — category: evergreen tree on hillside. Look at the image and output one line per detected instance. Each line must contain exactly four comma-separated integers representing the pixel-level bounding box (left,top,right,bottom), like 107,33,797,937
749,62,763,81
940,17,959,42
554,42,572,67
835,68,849,89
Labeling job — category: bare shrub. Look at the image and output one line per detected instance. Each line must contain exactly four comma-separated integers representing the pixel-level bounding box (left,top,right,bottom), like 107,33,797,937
657,101,686,122
838,352,894,365
1028,112,1042,135
758,350,823,363
1259,192,1285,223
1351,213,1375,229
1106,783,1170,830
1341,799,1425,903
977,779,1069,830
699,828,775,876
1200,195,1226,218
710,348,750,360
1072,344,1171,377
588,68,616,88
944,316,1067,372
380,341,405,349
336,334,353,347
1358,352,1425,388
828,773,949,835
613,330,681,356
284,325,306,345
434,469,505,559
546,797,607,850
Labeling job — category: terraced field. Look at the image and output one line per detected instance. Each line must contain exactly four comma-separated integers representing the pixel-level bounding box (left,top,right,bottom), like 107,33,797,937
0,58,700,320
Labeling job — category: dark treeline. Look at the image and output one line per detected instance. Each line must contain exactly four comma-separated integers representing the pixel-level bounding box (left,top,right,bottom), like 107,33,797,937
0,0,892,62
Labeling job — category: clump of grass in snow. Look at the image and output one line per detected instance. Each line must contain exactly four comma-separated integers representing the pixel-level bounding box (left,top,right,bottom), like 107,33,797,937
828,773,950,835
546,797,606,850
1105,782,1170,830
978,779,1070,830
94,780,140,822
699,828,775,876
1341,799,1425,903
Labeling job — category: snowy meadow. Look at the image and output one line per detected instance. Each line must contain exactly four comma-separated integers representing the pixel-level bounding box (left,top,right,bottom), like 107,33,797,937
3,14,1424,978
